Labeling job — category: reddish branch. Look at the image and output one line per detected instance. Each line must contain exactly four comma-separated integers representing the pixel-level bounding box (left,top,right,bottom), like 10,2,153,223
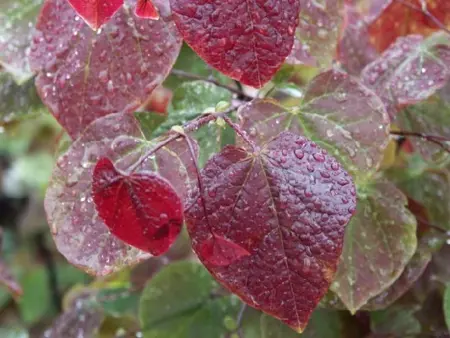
390,130,450,153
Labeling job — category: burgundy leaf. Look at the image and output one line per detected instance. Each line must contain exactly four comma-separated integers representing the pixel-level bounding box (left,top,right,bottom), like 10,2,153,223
186,131,356,332
361,32,450,118
67,0,124,30
135,0,159,19
29,0,181,139
92,158,183,255
170,0,300,88
45,112,198,275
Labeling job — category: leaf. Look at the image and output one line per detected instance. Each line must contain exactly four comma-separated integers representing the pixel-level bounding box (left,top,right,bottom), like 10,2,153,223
444,284,450,332
170,0,300,88
238,70,390,183
287,0,345,68
396,96,450,162
45,112,198,275
0,0,43,83
92,158,184,255
368,0,450,52
67,0,124,30
361,32,450,118
96,287,140,317
0,327,29,338
135,0,159,19
186,131,356,332
0,229,22,298
337,5,379,75
370,304,422,336
134,112,166,140
29,0,182,139
42,290,104,338
0,72,46,124
331,179,417,313
154,80,233,167
139,261,239,338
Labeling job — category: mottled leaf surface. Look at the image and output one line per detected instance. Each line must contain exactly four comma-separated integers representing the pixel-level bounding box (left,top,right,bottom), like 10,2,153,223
0,0,42,83
67,0,124,30
92,158,183,255
29,0,181,139
135,0,159,19
170,0,300,88
238,70,390,183
0,72,45,123
331,179,417,313
368,0,450,52
186,131,356,331
139,261,239,338
337,5,379,75
362,33,450,118
45,112,198,275
287,0,345,68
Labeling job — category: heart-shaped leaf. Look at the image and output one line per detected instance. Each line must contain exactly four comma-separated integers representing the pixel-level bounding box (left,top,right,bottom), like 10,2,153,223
186,131,356,332
135,0,159,19
169,0,300,88
362,32,450,118
67,0,124,30
29,0,181,139
45,112,198,275
92,158,183,255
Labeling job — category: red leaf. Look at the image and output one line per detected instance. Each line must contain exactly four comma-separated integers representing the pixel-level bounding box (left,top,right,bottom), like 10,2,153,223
135,0,159,19
67,0,124,30
92,158,183,255
169,0,300,88
368,0,450,52
29,0,181,139
186,131,356,332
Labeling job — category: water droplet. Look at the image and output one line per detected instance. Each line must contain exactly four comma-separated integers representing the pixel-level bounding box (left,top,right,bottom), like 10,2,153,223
294,149,304,159
313,153,325,162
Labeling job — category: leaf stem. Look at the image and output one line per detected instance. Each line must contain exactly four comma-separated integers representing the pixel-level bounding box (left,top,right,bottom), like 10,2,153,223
390,130,450,154
222,115,258,152
171,69,253,101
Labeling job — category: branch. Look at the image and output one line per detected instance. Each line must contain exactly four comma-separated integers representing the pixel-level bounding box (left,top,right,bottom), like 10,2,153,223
394,0,450,35
171,69,253,101
390,130,450,154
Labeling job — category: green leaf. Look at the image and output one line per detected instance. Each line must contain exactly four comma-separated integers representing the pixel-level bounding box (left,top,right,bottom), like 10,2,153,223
331,178,417,312
0,72,46,123
0,327,29,338
444,285,450,332
134,112,166,140
155,80,233,167
260,314,300,338
0,0,43,83
97,287,140,318
371,304,422,336
139,261,239,338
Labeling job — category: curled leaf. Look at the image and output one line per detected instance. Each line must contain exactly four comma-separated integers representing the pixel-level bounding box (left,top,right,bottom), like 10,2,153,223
170,0,300,88
67,0,124,30
29,0,181,139
92,158,183,255
186,131,356,332
135,0,159,19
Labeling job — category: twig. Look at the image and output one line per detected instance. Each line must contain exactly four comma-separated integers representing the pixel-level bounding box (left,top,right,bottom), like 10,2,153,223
394,0,450,35
222,115,258,151
234,303,247,338
171,69,253,101
390,130,450,154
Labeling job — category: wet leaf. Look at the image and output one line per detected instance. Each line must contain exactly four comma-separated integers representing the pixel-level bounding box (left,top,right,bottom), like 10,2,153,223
238,70,390,183
368,0,450,52
396,96,450,162
135,0,159,19
0,72,45,124
92,158,184,255
134,112,166,140
370,304,422,336
287,0,345,68
155,80,233,167
0,0,43,83
42,291,104,338
139,261,239,338
45,112,198,275
67,0,124,30
170,0,300,88
29,0,182,139
361,32,450,118
331,179,417,313
337,5,379,75
96,287,140,317
186,131,356,332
